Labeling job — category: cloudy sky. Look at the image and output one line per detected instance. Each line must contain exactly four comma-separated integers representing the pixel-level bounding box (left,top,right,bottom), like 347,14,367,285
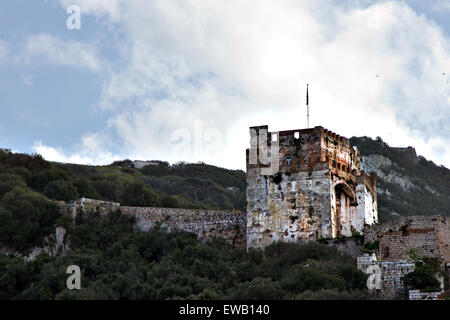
1,0,450,170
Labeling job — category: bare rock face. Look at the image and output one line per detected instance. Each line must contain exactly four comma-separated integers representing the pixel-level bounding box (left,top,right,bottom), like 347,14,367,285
360,154,415,190
54,227,69,256
24,247,45,262
360,154,437,194
44,226,70,256
0,246,20,257
23,227,70,262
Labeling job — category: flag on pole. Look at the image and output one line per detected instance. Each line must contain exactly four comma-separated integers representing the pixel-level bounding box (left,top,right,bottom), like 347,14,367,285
306,83,310,128
306,83,309,105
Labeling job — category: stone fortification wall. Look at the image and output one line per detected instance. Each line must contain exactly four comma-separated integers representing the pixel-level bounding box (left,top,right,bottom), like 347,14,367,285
59,198,246,249
364,215,449,262
246,167,332,249
408,289,445,300
120,206,246,248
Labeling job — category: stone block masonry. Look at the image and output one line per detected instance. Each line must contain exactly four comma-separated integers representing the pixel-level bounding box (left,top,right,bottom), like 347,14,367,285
60,198,247,249
357,254,415,299
120,206,246,249
408,289,445,300
358,215,450,299
364,215,450,263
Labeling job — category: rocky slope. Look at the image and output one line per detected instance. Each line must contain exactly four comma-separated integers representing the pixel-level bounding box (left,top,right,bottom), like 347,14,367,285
350,136,450,222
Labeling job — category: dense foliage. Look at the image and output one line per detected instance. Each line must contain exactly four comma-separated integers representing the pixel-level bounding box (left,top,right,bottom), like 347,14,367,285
403,250,446,292
0,153,246,251
0,187,62,251
0,209,369,300
0,152,245,212
138,162,246,211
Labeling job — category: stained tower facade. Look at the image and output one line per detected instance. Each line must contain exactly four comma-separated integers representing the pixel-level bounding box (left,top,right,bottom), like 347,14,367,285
246,125,377,249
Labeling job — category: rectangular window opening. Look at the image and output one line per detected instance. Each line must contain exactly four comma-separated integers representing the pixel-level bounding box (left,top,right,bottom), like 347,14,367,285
272,133,278,141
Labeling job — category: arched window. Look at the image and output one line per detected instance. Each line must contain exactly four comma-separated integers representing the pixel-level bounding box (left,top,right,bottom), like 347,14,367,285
285,155,293,166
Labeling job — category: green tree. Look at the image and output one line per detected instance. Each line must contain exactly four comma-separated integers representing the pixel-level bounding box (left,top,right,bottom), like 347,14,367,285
404,253,443,292
44,180,79,202
120,181,159,207
0,173,27,200
72,177,99,199
0,187,60,250
231,277,285,300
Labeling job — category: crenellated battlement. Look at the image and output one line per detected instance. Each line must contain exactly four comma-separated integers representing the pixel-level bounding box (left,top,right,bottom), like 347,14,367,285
247,125,361,178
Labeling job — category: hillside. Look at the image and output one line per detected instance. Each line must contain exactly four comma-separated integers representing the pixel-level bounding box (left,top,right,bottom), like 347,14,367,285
0,153,245,211
2,135,449,235
2,134,449,230
350,136,450,222
0,153,367,300
0,152,248,251
1,137,448,300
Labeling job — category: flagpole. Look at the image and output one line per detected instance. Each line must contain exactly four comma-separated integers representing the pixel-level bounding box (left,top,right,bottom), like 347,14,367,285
306,83,310,128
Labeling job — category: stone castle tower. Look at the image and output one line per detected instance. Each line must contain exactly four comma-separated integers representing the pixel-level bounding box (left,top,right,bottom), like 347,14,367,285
246,125,377,249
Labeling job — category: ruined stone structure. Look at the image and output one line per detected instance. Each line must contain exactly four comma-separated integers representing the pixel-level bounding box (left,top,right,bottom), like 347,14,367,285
364,215,450,263
246,125,377,249
60,198,120,218
408,289,445,300
357,254,415,299
357,216,450,299
60,198,246,249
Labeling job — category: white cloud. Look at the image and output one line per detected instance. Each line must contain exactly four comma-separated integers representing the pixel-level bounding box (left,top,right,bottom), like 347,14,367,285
59,0,124,22
33,141,93,164
47,0,450,170
431,1,450,12
21,74,33,86
0,39,9,64
20,33,102,71
33,132,120,165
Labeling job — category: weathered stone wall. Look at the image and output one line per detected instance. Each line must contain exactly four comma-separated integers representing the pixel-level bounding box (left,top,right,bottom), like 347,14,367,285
59,198,120,219
59,198,247,249
357,254,415,299
330,175,358,238
356,173,378,228
408,289,445,300
364,215,450,262
246,167,332,248
322,130,360,182
441,218,450,263
120,206,246,248
322,238,364,259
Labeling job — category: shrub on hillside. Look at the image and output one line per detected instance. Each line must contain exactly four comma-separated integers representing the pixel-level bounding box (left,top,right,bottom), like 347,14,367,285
0,187,61,251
